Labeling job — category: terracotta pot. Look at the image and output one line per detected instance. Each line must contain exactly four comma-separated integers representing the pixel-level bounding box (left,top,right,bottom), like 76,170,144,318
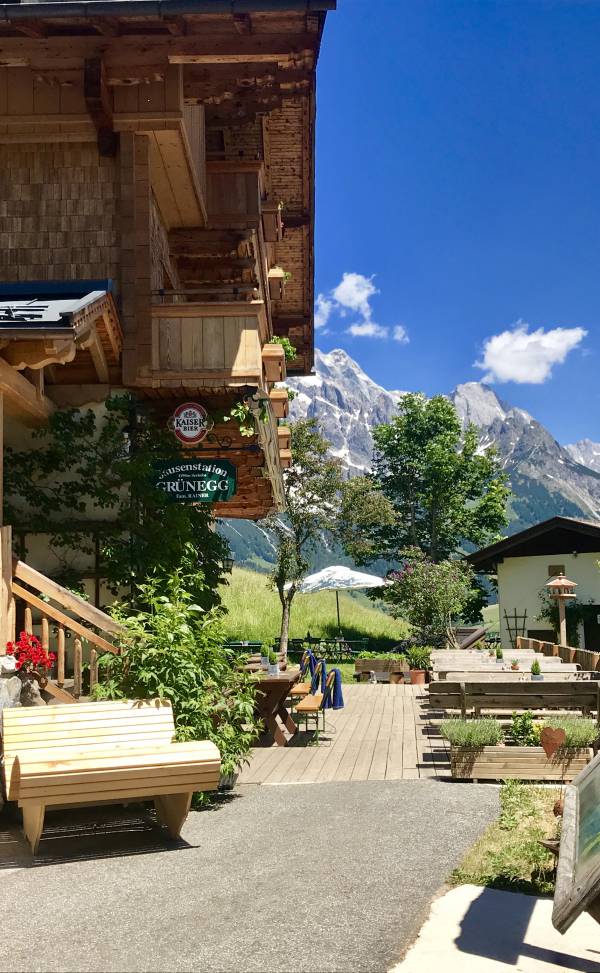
409,669,426,685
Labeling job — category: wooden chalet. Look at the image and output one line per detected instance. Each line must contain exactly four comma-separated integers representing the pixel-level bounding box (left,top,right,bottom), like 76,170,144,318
0,0,333,524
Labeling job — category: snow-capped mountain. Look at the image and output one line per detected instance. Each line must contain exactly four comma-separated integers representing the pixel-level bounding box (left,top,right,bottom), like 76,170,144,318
289,348,405,473
289,354,600,532
221,349,600,567
565,439,600,474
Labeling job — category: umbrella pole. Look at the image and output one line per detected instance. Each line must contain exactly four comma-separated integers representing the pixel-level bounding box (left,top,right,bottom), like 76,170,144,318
336,590,341,634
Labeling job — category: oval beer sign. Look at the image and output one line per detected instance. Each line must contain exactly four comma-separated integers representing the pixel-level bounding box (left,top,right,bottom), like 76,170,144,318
169,402,213,447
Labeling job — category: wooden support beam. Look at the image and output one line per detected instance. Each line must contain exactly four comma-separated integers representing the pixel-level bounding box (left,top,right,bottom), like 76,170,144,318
233,13,252,35
164,16,187,37
84,57,117,157
15,21,47,40
90,17,120,38
0,525,15,651
0,357,55,423
79,328,110,383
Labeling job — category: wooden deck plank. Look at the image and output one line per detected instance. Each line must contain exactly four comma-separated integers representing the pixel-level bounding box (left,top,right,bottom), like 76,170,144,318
334,693,380,782
350,690,385,781
385,690,405,780
367,694,395,780
315,690,373,783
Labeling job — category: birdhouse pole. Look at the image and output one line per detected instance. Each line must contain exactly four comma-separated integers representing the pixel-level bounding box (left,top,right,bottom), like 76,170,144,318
545,574,578,647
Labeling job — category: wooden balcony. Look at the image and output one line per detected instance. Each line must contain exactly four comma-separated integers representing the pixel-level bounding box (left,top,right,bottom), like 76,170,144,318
149,300,277,390
206,160,264,229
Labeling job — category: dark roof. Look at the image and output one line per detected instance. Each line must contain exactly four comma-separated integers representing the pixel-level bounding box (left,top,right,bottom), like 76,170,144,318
0,281,113,335
467,516,600,572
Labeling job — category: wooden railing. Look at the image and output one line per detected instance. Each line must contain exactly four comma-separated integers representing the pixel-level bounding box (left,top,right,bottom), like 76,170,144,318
516,636,600,672
0,526,124,703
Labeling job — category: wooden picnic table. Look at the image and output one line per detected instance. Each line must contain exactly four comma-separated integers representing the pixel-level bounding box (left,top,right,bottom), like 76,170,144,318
254,669,300,747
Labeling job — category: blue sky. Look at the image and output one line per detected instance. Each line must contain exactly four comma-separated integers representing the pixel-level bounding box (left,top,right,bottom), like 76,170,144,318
313,0,600,444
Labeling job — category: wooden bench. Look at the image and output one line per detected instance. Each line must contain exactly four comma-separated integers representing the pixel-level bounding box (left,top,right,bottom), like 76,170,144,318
429,680,600,720
432,669,579,683
2,699,221,853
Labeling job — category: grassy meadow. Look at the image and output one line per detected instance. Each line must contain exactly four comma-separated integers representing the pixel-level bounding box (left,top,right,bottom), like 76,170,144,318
218,567,408,650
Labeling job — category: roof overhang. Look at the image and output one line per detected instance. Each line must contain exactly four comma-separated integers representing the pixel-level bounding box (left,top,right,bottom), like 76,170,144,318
467,516,600,573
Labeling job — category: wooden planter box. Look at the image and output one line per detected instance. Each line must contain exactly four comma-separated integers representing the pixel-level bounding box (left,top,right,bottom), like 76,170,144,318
262,201,284,243
277,425,291,452
449,745,593,782
262,343,286,383
269,388,289,419
355,658,407,683
268,268,287,301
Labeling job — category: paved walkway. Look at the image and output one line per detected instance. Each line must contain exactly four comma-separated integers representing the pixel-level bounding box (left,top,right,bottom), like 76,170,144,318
239,683,450,785
394,884,600,972
0,780,498,973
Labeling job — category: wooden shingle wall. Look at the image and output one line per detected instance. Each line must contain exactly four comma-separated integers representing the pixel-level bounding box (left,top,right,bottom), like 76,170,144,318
0,142,120,283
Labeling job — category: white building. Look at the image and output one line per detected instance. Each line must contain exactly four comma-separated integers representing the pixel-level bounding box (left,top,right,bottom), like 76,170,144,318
468,516,600,652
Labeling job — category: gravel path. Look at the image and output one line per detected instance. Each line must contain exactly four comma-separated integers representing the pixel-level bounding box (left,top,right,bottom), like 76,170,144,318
0,780,498,973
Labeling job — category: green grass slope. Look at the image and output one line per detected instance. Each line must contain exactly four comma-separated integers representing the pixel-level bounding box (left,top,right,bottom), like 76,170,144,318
219,567,407,650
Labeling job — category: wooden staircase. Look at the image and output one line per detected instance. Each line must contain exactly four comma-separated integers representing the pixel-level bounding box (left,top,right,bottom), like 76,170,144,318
1,526,124,702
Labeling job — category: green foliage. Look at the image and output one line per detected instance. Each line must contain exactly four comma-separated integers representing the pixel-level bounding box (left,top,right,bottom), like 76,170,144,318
451,780,559,895
224,398,269,438
268,336,297,361
382,548,479,646
510,658,520,670
92,574,261,775
4,395,228,609
268,649,278,664
404,646,432,670
338,477,395,565
440,718,503,748
531,659,542,676
511,712,538,747
365,392,510,562
496,646,503,659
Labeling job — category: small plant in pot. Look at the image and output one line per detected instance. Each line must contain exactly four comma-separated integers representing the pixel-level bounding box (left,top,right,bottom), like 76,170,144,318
260,649,269,670
267,649,279,676
405,646,431,686
531,658,543,682
495,646,504,665
510,659,520,671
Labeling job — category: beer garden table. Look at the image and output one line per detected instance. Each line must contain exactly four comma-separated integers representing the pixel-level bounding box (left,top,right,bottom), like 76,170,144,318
254,670,300,747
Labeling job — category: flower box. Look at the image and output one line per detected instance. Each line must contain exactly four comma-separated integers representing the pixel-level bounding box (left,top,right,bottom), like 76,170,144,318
262,343,286,383
277,425,291,452
268,267,288,302
449,745,593,782
262,201,284,243
269,388,289,419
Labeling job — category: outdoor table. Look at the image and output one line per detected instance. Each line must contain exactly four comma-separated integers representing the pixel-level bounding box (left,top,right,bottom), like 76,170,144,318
254,669,300,747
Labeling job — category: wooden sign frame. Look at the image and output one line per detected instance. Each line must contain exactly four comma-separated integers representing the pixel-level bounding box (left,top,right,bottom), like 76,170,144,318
553,749,600,933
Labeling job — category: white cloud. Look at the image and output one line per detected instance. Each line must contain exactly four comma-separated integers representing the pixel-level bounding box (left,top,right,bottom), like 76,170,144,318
347,321,388,338
475,321,587,384
314,293,333,330
393,325,409,344
314,270,409,343
333,272,378,317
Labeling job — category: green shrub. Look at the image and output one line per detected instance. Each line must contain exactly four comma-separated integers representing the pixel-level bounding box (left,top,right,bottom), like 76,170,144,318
531,659,542,676
93,573,261,776
268,335,297,361
511,712,538,747
495,646,503,659
441,718,503,748
268,649,278,665
405,646,432,670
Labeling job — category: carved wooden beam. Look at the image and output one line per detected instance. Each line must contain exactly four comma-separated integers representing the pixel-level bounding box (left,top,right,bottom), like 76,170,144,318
78,328,110,383
2,339,76,371
0,357,54,423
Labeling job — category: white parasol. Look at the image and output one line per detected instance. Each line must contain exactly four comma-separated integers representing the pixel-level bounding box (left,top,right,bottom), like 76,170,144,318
285,565,386,632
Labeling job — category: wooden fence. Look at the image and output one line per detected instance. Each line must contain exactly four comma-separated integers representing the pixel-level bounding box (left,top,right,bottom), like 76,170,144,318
516,636,600,672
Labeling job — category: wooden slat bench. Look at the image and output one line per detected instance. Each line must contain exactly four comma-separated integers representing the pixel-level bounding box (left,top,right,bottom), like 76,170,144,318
2,699,220,853
429,681,600,720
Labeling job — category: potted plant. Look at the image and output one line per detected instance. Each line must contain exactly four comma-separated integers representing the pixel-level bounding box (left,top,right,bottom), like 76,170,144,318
511,659,520,671
267,649,279,676
531,658,543,682
488,646,495,658
260,649,269,670
405,646,431,686
495,646,504,665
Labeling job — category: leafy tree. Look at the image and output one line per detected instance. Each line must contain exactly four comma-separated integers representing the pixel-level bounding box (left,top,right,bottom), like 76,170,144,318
268,419,343,655
362,393,510,562
381,548,479,647
4,395,229,609
338,477,395,565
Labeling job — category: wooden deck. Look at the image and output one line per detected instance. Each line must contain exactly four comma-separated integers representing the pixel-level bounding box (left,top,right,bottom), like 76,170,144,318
239,683,450,785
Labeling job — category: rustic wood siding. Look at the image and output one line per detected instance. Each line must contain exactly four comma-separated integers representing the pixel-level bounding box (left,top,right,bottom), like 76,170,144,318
153,312,261,376
0,142,119,282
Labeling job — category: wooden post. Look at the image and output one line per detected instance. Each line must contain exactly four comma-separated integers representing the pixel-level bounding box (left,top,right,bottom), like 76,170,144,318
89,648,98,693
57,625,65,687
558,596,567,647
73,638,82,698
0,524,14,650
41,616,49,651
24,606,33,635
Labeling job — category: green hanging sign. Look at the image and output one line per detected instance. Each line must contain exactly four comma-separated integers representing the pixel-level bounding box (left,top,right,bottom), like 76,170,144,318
153,460,237,503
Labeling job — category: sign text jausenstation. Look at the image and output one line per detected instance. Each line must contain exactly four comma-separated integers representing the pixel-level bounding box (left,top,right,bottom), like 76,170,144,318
153,460,237,502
